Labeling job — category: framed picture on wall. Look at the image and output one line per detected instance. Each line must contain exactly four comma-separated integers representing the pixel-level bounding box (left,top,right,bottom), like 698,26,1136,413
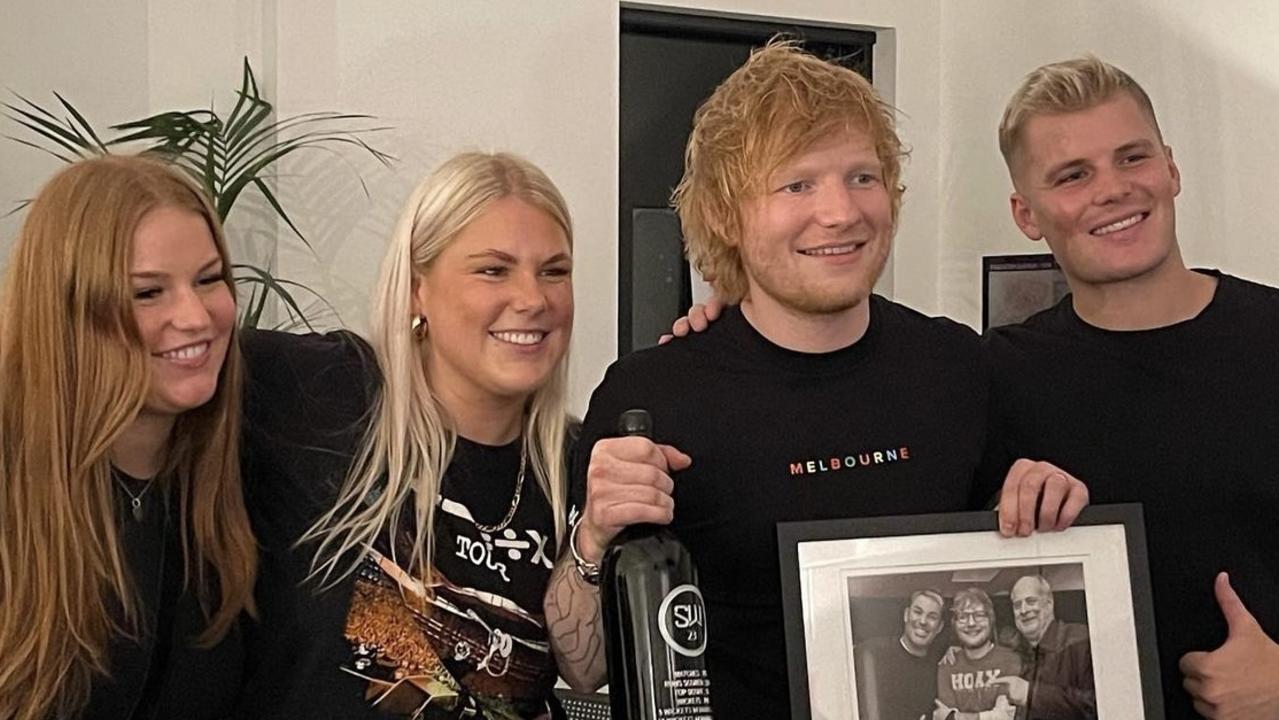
982,253,1070,331
777,505,1163,720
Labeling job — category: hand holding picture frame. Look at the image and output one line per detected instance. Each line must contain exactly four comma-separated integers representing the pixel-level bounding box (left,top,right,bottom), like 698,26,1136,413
778,505,1163,720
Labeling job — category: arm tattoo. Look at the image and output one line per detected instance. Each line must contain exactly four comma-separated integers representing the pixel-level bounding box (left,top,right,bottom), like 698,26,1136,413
545,554,607,691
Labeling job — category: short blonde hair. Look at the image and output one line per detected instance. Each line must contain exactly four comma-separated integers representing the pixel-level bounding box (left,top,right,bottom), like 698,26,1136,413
999,55,1162,171
673,39,906,302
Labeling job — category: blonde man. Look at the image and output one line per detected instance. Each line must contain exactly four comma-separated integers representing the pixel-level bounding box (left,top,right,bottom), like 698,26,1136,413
983,56,1279,719
546,41,1086,718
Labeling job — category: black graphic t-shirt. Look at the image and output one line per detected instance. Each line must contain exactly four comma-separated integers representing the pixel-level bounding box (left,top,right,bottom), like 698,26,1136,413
236,330,577,720
344,438,563,719
577,299,991,719
853,636,944,720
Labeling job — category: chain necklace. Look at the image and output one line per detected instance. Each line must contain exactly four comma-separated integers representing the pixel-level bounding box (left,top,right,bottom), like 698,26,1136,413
473,438,527,534
114,474,157,522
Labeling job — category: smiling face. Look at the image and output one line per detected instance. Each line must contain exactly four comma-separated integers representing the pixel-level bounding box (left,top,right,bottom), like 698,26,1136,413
736,128,893,321
901,593,944,653
130,205,236,419
1011,576,1056,645
413,196,573,411
1009,93,1182,291
952,599,994,650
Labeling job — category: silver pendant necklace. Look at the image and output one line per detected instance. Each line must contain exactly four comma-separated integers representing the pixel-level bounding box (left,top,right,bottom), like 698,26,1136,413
114,474,156,522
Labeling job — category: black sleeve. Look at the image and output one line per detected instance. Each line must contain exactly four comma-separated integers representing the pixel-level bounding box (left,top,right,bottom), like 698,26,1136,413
241,328,378,447
240,329,380,536
570,383,604,525
569,363,639,522
564,419,585,521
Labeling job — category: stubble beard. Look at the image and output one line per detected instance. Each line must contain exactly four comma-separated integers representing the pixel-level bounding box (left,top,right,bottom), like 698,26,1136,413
749,244,889,316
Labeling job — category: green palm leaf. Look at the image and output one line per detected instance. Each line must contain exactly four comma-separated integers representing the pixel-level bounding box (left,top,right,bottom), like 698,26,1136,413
233,263,338,331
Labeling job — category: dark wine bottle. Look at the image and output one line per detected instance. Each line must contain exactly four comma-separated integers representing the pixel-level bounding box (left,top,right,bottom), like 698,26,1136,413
600,409,713,720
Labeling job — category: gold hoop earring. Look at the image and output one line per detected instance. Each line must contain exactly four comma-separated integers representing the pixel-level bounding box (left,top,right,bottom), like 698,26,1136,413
411,315,428,339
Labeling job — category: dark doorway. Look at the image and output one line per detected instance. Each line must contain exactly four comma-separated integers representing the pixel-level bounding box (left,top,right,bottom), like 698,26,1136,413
618,6,876,355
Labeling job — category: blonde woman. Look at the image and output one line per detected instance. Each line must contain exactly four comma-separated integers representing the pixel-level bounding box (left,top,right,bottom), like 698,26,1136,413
0,156,256,720
237,152,577,719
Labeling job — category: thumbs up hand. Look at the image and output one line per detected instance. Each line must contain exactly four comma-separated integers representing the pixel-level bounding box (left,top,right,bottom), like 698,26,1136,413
1179,572,1279,719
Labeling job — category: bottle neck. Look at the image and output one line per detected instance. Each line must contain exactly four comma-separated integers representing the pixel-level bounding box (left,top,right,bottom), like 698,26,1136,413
610,523,675,548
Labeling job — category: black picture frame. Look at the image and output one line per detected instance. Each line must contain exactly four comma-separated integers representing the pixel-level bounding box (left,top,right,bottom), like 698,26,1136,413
982,253,1070,331
777,504,1163,719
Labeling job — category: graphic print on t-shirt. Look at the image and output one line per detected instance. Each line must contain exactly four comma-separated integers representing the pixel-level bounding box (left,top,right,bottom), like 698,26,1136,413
340,438,568,719
937,645,1024,717
441,497,555,584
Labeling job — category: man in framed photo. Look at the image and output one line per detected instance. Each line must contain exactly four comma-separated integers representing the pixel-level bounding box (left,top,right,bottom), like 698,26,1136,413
986,56,1279,719
934,589,1022,720
855,589,948,720
990,575,1095,720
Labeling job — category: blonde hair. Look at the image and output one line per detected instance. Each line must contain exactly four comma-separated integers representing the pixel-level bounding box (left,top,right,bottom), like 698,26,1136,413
308,151,574,585
999,55,1163,171
0,155,256,720
673,38,906,302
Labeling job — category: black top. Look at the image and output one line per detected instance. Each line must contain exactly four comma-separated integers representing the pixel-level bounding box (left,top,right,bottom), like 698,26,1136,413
576,299,991,719
235,329,577,719
853,635,944,720
981,270,1279,720
235,329,378,719
82,471,244,720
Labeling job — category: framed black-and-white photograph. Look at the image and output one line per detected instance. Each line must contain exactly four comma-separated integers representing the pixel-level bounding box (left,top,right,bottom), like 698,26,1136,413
982,253,1070,331
778,505,1162,720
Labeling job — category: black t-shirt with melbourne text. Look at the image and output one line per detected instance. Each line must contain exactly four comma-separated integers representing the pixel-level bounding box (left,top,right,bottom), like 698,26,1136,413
980,271,1279,720
577,299,990,719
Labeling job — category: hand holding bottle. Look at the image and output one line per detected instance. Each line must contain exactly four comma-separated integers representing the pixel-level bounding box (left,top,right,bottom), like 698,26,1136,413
577,429,691,563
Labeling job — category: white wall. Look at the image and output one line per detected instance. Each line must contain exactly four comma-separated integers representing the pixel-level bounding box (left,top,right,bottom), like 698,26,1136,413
0,1,151,258
5,1,1279,408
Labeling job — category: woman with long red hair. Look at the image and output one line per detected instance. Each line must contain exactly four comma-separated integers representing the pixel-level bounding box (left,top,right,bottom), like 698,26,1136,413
0,155,257,720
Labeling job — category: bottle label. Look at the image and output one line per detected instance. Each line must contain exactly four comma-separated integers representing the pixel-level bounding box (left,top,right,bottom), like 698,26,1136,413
657,584,708,657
